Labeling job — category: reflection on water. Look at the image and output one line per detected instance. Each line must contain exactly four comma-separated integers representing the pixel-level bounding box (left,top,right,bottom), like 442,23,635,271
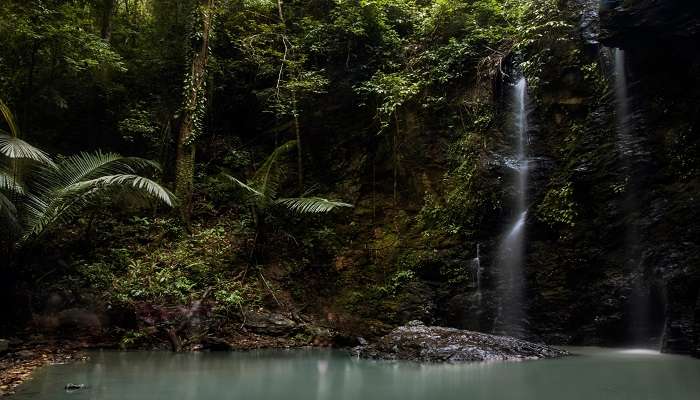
12,347,700,400
617,349,661,356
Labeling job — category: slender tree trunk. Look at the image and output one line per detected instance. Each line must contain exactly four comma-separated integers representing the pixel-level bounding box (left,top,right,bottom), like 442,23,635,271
393,112,400,207
292,92,303,192
100,0,117,41
276,0,285,23
175,0,215,227
22,42,38,135
372,157,376,224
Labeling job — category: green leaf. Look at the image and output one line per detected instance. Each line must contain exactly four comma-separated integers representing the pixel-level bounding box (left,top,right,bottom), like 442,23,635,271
275,197,353,214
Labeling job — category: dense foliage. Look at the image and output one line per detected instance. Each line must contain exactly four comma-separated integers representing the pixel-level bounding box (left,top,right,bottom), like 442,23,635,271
2,0,698,354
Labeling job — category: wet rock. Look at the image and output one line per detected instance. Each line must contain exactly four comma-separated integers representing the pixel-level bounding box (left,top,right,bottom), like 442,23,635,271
352,321,568,362
662,277,699,354
395,281,436,325
694,290,700,358
15,350,35,360
64,383,86,391
244,310,298,336
199,336,234,351
576,0,600,44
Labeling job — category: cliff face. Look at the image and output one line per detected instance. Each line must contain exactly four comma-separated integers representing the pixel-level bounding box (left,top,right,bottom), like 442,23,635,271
505,0,700,354
595,0,700,355
500,0,700,354
326,1,700,356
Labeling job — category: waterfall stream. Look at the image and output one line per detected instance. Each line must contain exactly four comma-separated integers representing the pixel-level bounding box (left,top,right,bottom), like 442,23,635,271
471,244,482,305
495,77,530,337
611,48,661,347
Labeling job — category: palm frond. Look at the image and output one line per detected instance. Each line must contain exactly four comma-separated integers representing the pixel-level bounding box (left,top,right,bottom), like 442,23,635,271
223,173,263,197
0,169,24,194
0,191,19,231
275,197,353,214
20,174,175,241
19,151,171,242
0,134,54,165
253,140,296,200
67,174,176,207
42,151,161,190
21,192,72,239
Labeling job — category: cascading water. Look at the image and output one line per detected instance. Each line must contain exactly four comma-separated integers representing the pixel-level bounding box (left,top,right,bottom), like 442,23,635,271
471,244,482,304
614,49,634,155
494,77,529,337
611,48,661,347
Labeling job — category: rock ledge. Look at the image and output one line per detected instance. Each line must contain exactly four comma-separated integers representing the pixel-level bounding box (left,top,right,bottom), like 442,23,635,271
352,321,568,362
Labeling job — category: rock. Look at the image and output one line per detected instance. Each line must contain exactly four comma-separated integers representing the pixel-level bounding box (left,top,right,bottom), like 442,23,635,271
64,383,86,391
352,321,568,362
662,277,699,354
244,310,298,336
200,336,234,351
16,350,35,359
0,339,8,353
575,0,600,44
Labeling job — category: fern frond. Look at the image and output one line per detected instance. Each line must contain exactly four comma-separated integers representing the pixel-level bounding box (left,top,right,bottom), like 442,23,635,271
275,197,353,214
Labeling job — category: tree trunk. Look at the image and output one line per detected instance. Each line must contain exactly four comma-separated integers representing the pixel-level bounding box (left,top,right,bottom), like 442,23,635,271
393,112,400,207
175,0,215,227
22,42,38,135
292,93,303,192
100,0,117,41
276,0,285,23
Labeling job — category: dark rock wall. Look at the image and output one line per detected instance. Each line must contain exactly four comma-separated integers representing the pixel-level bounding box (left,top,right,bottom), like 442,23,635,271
382,1,700,353
597,0,700,354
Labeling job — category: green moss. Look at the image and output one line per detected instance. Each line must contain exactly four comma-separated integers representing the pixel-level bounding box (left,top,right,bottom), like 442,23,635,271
537,181,578,229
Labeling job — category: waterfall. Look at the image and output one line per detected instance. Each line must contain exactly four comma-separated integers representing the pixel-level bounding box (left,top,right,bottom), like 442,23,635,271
611,48,660,347
495,77,530,337
471,244,482,304
614,49,634,156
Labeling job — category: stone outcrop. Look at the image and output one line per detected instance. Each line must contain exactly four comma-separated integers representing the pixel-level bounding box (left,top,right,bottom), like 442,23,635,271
352,321,568,362
243,310,299,336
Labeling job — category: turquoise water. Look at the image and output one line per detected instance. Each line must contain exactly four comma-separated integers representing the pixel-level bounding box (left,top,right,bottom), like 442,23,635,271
11,347,700,400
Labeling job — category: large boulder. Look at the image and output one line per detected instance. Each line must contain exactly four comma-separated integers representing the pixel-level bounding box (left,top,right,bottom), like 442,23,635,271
352,321,568,362
243,310,299,336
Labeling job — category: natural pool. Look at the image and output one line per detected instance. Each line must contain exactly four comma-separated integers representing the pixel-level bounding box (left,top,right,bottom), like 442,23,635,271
10,347,700,400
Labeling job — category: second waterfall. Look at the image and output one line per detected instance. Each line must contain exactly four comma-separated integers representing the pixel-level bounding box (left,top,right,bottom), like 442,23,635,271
495,77,530,337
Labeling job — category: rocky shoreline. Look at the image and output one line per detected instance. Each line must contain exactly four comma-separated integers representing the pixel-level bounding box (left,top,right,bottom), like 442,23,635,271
0,320,575,395
352,321,569,362
0,326,335,397
0,340,89,397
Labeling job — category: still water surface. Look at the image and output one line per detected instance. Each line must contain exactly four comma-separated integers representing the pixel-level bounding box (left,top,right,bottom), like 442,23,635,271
12,347,700,400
